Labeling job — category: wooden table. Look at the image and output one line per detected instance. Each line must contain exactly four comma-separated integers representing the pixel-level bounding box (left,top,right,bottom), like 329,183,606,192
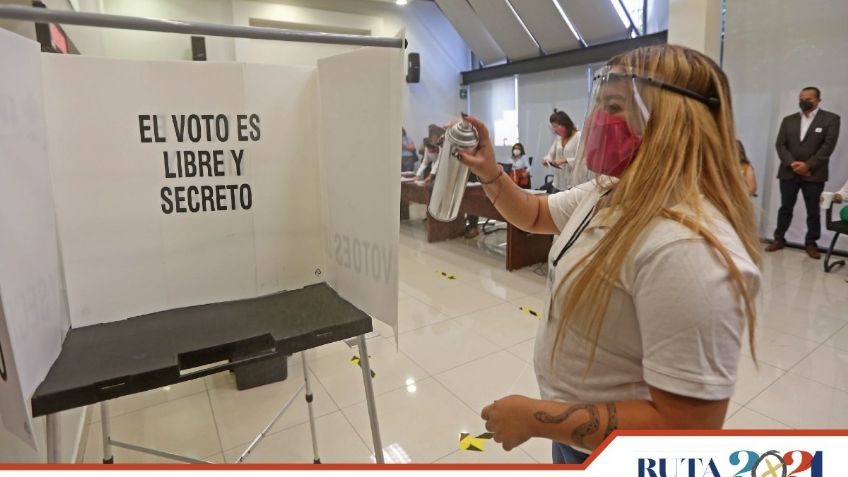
400,181,552,271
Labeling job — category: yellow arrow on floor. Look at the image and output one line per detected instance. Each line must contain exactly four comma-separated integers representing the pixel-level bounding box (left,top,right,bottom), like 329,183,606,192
519,306,540,319
459,432,493,452
350,355,376,378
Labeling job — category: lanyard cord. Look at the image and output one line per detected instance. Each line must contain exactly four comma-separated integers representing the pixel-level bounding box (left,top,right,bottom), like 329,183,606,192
551,192,609,268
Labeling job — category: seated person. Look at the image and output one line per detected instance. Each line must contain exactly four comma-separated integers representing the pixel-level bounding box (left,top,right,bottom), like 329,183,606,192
833,178,848,204
509,142,531,189
402,127,418,172
415,125,445,185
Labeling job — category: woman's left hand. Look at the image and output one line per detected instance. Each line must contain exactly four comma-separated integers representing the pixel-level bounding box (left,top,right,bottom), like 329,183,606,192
481,395,536,451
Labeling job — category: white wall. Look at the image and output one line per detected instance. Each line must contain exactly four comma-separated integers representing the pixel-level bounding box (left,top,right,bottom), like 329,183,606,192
724,0,848,251
91,0,468,155
469,75,515,159
98,0,236,61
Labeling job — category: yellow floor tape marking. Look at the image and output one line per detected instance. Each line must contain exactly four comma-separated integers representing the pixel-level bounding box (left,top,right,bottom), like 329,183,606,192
350,356,376,378
459,432,494,452
519,306,540,319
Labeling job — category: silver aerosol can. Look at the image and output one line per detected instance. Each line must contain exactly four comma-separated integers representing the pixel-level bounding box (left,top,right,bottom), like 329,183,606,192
427,120,479,222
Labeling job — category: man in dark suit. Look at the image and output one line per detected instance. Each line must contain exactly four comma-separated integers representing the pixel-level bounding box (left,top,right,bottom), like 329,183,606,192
766,86,841,258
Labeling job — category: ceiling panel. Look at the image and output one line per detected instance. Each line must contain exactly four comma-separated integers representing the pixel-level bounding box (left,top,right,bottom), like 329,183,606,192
556,0,629,45
510,0,581,54
434,0,506,65
466,0,540,61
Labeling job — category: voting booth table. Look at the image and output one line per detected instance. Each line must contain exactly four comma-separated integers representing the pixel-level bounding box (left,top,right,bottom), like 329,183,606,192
0,6,403,464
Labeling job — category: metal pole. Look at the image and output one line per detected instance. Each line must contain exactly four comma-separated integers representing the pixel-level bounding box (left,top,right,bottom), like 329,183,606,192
0,5,404,49
100,402,114,464
302,352,321,464
46,413,60,463
109,440,211,464
236,382,305,463
356,335,384,464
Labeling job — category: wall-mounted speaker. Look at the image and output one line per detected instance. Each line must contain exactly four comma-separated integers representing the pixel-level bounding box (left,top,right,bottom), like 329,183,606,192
406,52,420,83
191,36,207,61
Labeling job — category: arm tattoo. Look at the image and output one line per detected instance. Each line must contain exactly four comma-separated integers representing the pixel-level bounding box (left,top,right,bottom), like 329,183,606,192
603,403,618,439
534,404,600,448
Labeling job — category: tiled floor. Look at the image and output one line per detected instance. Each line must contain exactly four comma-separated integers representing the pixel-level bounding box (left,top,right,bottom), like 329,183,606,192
78,207,848,464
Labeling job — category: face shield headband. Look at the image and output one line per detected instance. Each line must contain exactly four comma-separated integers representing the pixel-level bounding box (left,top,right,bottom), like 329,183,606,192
568,66,721,186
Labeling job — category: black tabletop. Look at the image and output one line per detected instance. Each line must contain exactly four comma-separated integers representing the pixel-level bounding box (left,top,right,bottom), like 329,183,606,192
31,283,372,417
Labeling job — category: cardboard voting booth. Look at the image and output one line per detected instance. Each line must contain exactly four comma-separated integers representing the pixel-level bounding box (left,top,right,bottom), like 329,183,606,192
0,26,402,451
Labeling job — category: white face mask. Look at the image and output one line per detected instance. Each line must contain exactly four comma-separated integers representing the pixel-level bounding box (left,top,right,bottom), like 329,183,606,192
512,149,521,157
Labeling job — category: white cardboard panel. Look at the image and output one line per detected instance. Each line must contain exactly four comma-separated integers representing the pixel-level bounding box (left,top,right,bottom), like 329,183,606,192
42,56,325,327
0,30,66,449
242,63,325,294
317,46,402,336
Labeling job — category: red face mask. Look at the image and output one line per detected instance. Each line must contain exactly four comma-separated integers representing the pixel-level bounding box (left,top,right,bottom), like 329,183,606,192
583,110,642,177
554,126,568,137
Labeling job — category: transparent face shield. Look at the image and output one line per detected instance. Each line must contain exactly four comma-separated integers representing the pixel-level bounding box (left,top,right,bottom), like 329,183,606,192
568,65,720,188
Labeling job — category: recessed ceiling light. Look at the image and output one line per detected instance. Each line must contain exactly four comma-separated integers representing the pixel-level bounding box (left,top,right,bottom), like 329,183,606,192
396,0,408,5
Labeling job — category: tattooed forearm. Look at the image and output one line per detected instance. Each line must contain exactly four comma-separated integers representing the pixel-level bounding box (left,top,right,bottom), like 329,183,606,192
603,403,618,439
534,404,600,448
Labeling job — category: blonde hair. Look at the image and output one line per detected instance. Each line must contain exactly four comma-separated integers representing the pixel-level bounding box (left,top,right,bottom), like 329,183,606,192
552,45,761,368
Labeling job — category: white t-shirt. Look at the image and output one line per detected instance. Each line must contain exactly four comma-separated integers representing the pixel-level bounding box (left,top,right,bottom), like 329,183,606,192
416,148,440,177
544,131,581,191
800,108,819,141
534,180,761,441
836,178,848,198
510,155,530,170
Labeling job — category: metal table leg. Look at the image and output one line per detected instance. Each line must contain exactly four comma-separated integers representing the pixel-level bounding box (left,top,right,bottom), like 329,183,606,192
302,351,321,464
46,413,60,463
356,334,384,463
100,402,114,464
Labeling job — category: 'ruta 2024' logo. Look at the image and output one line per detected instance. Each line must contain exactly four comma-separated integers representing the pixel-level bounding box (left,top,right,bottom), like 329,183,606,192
639,449,823,477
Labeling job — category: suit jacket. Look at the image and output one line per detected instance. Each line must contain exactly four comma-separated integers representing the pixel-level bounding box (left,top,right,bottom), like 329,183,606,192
775,109,840,182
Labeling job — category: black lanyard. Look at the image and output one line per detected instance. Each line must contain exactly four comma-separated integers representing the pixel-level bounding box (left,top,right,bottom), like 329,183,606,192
551,192,609,268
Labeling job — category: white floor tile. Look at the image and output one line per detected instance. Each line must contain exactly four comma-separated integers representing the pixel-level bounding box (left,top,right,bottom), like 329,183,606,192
222,411,371,464
519,438,554,464
506,338,536,363
748,374,848,428
396,296,453,333
726,400,743,420
89,379,207,424
397,319,500,376
340,378,493,464
732,355,785,404
308,337,429,409
458,302,540,348
435,350,539,416
206,361,338,451
827,325,848,351
410,283,507,318
724,407,791,429
788,345,848,393
83,392,221,464
741,326,820,370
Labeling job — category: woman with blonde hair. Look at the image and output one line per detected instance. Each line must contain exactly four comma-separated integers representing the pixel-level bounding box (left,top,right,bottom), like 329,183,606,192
458,44,762,464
